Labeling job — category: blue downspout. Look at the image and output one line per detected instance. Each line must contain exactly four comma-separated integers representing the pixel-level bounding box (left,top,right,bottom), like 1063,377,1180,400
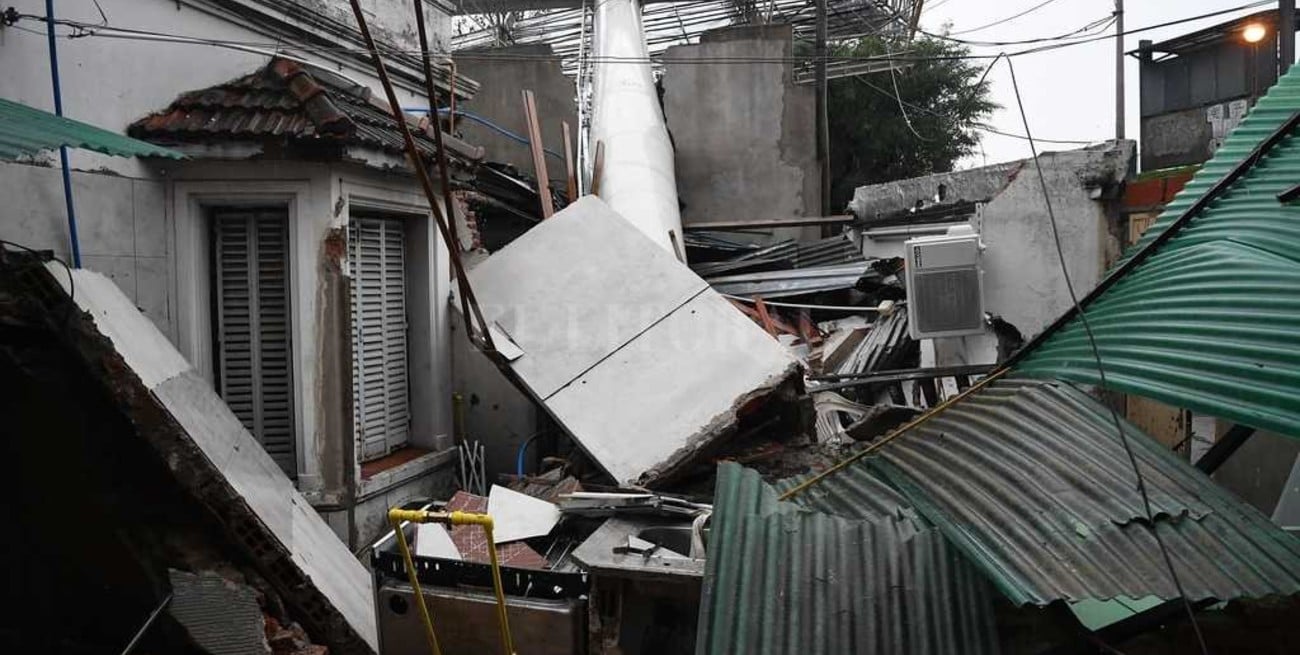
46,0,81,268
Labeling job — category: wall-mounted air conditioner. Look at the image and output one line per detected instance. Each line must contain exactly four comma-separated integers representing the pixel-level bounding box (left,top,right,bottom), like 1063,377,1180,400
904,226,984,339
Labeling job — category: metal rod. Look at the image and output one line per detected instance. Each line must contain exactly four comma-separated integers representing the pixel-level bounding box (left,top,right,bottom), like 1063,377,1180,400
45,0,80,268
1283,0,1295,75
347,0,497,353
1115,0,1125,140
810,363,996,383
118,593,172,655
815,0,830,216
412,0,475,336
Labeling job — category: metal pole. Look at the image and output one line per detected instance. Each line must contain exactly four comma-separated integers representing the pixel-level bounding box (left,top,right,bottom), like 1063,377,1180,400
1282,0,1295,75
1115,0,1125,140
45,0,80,268
815,0,829,215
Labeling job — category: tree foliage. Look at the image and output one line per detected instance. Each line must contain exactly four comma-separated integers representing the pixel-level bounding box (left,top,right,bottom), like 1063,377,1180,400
827,36,997,209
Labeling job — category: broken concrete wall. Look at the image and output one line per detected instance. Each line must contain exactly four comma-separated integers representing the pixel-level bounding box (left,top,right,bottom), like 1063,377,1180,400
663,24,821,240
850,141,1134,366
0,260,377,653
455,43,576,189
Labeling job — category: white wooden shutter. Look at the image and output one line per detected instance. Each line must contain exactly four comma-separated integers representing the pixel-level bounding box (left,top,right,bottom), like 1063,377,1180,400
350,215,410,461
212,208,296,477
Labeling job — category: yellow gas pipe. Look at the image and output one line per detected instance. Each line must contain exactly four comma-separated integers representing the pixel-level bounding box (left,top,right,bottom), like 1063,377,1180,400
388,508,517,655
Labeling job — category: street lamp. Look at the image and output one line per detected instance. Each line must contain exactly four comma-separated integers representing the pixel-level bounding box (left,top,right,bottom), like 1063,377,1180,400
1243,22,1268,44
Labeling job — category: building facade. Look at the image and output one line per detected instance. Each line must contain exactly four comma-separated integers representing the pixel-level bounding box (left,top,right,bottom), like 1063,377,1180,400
1,0,471,546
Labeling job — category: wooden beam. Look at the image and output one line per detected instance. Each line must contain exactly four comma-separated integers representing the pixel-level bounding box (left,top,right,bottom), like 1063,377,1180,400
681,215,856,231
590,140,605,197
562,120,577,202
521,89,554,218
753,296,779,338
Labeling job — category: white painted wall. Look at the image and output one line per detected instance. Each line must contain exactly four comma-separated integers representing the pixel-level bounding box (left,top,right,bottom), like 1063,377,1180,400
0,0,447,178
854,145,1132,366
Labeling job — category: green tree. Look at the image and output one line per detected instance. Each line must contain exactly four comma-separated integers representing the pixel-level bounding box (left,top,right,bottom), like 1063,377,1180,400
827,35,996,209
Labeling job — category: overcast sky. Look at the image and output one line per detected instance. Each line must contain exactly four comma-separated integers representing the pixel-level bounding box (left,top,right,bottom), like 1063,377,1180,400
917,0,1277,167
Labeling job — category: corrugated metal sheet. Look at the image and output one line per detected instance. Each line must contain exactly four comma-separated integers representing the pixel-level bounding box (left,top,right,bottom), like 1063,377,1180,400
692,234,866,277
1017,65,1300,439
705,262,877,298
859,377,1300,606
834,309,913,375
129,58,479,166
698,462,1000,655
0,97,183,160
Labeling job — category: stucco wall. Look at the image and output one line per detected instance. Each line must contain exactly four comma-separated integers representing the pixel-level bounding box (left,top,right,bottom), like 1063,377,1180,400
852,142,1134,366
454,44,576,188
662,24,820,230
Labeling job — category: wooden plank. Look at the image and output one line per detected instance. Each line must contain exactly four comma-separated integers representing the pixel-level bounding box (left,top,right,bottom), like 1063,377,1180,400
521,89,554,219
1126,395,1189,458
753,296,778,338
681,215,856,231
590,140,605,197
562,121,577,202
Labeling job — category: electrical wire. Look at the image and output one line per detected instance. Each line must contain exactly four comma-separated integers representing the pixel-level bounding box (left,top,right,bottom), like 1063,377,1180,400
7,1,1276,67
0,239,76,307
852,75,1094,145
1005,56,1210,655
945,0,1064,36
881,39,928,141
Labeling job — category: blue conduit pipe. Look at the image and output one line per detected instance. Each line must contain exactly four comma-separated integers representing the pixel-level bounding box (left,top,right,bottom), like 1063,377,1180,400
515,432,544,478
46,0,81,268
404,107,565,161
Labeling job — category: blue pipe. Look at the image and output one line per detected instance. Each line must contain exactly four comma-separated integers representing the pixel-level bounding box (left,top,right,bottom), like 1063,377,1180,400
516,432,543,478
404,106,565,161
46,0,80,268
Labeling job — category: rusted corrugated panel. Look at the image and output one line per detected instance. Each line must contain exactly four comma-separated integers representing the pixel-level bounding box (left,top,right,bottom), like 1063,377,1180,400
698,462,1000,655
1017,65,1300,439
860,377,1300,606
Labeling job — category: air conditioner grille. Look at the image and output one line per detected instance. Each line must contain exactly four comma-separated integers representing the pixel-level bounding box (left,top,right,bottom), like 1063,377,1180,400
912,269,983,334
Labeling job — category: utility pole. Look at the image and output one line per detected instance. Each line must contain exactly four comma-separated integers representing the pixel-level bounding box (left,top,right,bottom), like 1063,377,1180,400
1115,0,1125,140
1282,0,1295,75
815,0,829,216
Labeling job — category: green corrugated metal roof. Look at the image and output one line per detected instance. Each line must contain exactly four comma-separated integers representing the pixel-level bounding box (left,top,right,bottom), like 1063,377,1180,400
698,462,1000,655
1017,66,1300,439
0,97,184,160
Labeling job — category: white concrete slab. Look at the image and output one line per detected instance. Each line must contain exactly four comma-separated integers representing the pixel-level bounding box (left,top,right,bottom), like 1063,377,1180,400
50,263,187,387
462,198,798,486
486,484,561,544
57,267,378,653
545,291,798,484
465,197,707,399
415,523,462,560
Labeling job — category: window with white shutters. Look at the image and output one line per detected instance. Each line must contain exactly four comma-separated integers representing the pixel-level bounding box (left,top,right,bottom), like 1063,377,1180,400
349,214,410,461
211,208,297,478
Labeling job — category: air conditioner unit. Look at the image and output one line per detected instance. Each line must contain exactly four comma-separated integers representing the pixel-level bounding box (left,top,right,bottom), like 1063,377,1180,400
904,226,984,339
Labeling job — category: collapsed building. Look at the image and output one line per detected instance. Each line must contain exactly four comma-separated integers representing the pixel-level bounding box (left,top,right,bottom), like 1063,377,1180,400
5,1,1300,654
